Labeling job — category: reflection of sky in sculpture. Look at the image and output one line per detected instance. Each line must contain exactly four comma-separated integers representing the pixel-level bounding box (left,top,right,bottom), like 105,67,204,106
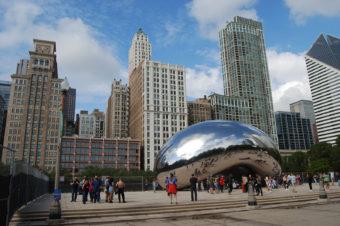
155,120,277,171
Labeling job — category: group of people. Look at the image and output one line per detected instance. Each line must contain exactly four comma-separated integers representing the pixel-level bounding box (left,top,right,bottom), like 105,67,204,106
70,176,126,204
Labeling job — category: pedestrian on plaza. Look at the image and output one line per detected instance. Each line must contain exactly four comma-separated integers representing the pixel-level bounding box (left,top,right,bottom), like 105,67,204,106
70,176,79,202
89,177,94,202
255,174,263,196
330,172,335,186
215,175,220,193
265,176,271,192
200,181,204,191
242,175,248,193
167,173,178,204
323,172,330,190
227,174,233,194
153,178,157,193
248,174,255,193
82,179,89,204
79,176,87,195
220,176,225,193
313,174,318,184
307,173,313,191
208,175,214,194
283,174,288,190
190,174,198,201
291,174,297,193
92,175,102,203
109,177,114,203
164,177,169,191
116,177,126,203
105,177,111,202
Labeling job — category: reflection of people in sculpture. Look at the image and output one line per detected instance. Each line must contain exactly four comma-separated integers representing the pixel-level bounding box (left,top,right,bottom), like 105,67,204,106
167,173,178,204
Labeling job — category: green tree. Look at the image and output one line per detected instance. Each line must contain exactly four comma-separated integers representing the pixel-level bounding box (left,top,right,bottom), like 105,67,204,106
308,158,331,173
0,162,10,176
288,151,308,172
308,142,333,161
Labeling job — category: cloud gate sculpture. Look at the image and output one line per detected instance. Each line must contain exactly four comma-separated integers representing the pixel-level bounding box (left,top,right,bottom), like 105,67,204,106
154,120,282,189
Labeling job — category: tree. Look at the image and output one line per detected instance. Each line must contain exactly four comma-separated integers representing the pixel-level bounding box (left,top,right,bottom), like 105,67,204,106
308,158,331,173
308,142,333,161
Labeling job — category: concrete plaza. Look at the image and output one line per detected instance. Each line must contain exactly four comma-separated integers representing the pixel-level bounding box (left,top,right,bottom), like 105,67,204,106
12,183,340,225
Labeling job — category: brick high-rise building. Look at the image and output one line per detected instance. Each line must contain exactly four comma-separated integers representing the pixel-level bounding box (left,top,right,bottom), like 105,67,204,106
2,39,63,171
187,96,212,126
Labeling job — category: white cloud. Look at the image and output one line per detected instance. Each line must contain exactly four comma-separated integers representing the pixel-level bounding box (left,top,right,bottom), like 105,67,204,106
285,0,340,24
0,1,126,110
267,48,312,111
187,0,258,40
186,65,223,98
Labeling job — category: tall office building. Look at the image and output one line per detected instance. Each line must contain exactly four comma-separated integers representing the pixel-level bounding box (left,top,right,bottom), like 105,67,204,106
219,16,277,144
16,59,30,75
275,111,314,150
2,39,63,171
105,79,129,138
129,60,187,170
290,100,318,143
0,80,11,110
128,28,152,75
187,96,212,126
92,109,105,138
305,34,340,144
61,77,76,122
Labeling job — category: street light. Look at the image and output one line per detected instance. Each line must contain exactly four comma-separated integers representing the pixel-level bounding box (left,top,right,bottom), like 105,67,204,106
48,89,66,223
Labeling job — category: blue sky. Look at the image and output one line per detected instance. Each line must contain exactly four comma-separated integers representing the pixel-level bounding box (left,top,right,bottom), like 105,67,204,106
0,0,340,114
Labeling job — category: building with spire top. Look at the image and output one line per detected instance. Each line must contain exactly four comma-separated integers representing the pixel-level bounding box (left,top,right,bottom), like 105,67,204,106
128,27,152,75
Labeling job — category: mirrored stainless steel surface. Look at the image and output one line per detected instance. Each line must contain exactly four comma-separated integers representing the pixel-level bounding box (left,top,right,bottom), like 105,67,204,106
155,120,281,189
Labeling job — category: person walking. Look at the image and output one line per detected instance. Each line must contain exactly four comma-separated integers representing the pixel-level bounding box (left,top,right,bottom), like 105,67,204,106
164,177,169,192
152,178,157,193
70,176,79,202
255,174,263,196
92,176,102,203
116,177,126,203
323,172,330,191
108,177,114,203
189,174,198,201
167,173,178,204
220,176,225,193
208,175,214,194
227,174,233,195
105,177,111,202
307,173,313,191
291,174,297,193
82,179,89,204
89,177,94,202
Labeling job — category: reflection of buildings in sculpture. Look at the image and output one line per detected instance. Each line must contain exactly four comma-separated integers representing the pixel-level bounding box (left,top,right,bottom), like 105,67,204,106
155,120,281,189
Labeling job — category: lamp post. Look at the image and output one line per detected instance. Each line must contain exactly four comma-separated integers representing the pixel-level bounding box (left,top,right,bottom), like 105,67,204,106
48,89,66,223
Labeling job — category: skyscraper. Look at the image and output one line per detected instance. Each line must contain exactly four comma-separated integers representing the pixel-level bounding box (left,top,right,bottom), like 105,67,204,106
129,60,187,170
219,16,277,144
2,39,63,171
105,79,129,138
290,100,318,143
128,28,152,75
275,111,314,150
0,80,11,110
16,59,30,75
305,34,340,144
61,77,76,123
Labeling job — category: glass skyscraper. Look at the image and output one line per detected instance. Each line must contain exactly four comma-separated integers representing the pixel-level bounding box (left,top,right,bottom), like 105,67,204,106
305,34,340,144
218,16,277,145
